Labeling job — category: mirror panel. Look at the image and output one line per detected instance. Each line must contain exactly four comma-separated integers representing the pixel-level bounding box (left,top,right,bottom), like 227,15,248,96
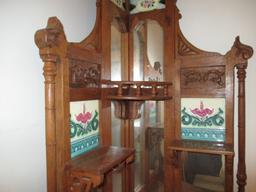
110,21,125,192
111,24,122,147
182,152,225,192
133,19,164,192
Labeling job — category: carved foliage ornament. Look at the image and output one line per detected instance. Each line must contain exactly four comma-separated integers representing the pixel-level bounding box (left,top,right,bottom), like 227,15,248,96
70,59,101,88
181,67,225,89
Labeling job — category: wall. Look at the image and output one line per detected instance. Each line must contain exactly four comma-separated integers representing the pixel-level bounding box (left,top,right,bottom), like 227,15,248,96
0,0,96,191
0,0,255,191
177,0,256,191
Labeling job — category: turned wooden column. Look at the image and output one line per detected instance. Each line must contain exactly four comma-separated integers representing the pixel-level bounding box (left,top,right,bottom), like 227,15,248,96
236,63,247,192
42,54,58,192
35,17,67,192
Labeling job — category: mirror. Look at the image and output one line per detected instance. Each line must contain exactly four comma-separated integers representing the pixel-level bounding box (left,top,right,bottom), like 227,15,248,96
133,19,164,192
111,22,123,192
182,152,225,192
111,23,122,147
133,19,164,81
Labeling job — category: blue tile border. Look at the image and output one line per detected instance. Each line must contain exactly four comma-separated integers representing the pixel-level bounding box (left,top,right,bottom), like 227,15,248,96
181,127,225,142
71,134,99,158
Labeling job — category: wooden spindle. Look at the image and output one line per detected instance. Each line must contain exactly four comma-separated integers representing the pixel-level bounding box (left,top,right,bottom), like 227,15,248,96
118,84,123,96
236,63,247,192
136,84,141,96
152,84,157,97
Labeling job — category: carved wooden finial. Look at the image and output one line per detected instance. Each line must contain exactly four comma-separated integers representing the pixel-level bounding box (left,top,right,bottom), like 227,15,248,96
34,17,64,50
233,36,254,60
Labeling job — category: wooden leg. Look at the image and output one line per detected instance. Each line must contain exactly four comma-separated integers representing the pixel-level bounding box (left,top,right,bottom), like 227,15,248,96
103,172,113,192
225,155,234,192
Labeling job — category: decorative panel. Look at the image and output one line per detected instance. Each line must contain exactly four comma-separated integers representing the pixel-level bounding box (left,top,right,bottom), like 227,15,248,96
69,59,101,88
181,66,225,89
130,0,166,14
70,100,100,158
181,98,225,142
111,0,125,10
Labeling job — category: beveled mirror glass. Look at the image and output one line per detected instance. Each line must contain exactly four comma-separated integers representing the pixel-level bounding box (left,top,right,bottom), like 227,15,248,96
133,19,164,192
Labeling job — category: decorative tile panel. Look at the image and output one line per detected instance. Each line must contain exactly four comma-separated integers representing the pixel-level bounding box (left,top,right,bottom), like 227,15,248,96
130,0,166,14
70,100,100,158
181,98,225,142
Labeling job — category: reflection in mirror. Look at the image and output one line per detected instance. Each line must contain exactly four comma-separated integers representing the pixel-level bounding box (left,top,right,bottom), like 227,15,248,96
133,19,164,192
111,22,122,192
182,152,225,192
133,20,164,81
111,24,122,146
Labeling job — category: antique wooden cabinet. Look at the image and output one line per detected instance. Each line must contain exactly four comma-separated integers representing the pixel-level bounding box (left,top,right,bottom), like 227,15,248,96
35,0,253,192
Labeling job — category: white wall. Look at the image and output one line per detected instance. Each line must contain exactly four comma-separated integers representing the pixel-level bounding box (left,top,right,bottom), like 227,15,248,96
0,0,255,191
0,0,96,192
177,0,256,191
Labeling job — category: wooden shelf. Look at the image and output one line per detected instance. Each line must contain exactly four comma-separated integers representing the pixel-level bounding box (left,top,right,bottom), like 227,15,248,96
169,140,234,156
102,80,172,119
65,146,135,188
108,95,172,101
67,146,134,175
102,80,172,101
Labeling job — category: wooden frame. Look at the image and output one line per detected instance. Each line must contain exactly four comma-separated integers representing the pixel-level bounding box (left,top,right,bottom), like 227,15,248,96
35,0,253,192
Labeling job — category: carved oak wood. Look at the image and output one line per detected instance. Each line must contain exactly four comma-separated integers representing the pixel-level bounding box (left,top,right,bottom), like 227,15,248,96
35,1,253,192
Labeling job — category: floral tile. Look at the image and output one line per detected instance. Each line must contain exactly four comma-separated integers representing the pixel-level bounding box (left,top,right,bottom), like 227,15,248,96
130,0,165,14
181,98,225,142
70,100,100,158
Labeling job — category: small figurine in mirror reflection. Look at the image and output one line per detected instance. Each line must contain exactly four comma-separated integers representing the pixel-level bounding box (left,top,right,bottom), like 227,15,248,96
154,61,162,75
